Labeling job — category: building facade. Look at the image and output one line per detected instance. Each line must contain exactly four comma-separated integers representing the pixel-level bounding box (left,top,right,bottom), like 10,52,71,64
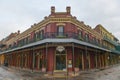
0,7,120,73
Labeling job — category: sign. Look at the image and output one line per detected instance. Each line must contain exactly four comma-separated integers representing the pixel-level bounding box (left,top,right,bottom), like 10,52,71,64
68,64,72,68
56,46,65,52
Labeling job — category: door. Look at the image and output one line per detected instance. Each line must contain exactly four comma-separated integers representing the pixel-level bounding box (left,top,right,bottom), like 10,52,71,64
55,51,66,71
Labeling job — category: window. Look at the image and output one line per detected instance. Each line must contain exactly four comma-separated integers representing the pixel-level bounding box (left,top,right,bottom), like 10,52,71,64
93,37,96,43
25,37,29,44
57,26,64,36
33,33,36,41
35,32,39,41
78,30,83,38
40,30,44,39
85,34,89,42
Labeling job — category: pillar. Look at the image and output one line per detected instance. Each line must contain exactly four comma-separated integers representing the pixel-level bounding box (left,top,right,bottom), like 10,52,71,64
88,53,90,69
82,52,84,70
67,47,73,72
95,50,98,68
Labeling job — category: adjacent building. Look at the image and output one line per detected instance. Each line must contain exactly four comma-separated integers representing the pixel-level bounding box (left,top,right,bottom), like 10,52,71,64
0,7,120,73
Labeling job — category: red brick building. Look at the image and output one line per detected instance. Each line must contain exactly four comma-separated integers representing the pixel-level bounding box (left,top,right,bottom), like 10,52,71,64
0,7,120,74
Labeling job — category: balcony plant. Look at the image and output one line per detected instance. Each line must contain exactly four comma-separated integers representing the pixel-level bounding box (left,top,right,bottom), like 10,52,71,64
78,36,83,41
56,35,66,38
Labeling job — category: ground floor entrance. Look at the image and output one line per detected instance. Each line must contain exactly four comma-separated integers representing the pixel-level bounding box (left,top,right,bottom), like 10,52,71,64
55,51,66,71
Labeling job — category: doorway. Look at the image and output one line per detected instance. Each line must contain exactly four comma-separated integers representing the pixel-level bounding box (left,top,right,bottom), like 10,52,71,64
55,51,66,71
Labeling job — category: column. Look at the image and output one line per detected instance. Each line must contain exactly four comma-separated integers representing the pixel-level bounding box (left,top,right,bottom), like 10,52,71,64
88,53,90,69
72,43,75,73
46,43,48,72
82,52,84,70
95,50,98,68
99,53,101,68
32,48,35,71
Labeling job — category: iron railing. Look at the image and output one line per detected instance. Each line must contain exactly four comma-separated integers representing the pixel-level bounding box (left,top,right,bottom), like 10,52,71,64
1,32,113,51
103,36,118,46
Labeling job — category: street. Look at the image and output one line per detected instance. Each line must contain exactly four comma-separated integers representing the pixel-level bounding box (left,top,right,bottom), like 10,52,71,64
78,65,120,80
0,65,120,80
96,65,120,80
0,67,43,80
0,67,22,80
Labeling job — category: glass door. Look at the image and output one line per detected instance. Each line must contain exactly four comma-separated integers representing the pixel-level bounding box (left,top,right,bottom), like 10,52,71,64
55,51,66,71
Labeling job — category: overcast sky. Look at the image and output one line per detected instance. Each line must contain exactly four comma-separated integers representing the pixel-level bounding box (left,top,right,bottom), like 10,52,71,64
0,0,120,40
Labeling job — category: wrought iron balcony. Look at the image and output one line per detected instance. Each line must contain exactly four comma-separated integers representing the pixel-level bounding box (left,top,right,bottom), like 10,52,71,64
3,32,102,51
103,36,118,46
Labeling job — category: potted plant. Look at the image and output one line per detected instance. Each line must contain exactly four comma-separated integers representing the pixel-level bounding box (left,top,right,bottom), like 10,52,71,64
42,60,46,72
74,58,80,72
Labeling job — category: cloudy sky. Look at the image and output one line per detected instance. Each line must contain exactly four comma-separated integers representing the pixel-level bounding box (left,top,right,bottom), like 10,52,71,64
0,0,120,40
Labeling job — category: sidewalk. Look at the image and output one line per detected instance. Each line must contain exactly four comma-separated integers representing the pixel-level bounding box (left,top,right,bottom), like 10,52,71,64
1,64,120,80
1,66,46,80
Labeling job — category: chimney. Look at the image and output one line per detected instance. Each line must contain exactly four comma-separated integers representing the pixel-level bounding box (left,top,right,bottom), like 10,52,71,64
66,6,71,14
51,6,55,14
18,30,20,34
44,16,47,19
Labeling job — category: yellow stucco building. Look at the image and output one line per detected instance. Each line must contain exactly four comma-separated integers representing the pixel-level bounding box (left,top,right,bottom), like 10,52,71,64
0,54,4,65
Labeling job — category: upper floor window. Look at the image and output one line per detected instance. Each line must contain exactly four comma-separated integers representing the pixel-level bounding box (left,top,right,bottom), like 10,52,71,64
34,32,40,41
40,30,44,39
85,34,89,41
25,37,29,44
36,32,39,39
78,30,83,38
57,26,64,36
93,37,96,43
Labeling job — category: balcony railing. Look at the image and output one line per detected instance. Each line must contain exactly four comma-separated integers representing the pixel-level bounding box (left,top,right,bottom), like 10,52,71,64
1,32,108,51
103,37,118,46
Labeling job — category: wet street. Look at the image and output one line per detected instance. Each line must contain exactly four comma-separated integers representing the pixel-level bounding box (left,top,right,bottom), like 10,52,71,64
96,65,120,80
0,67,22,80
0,67,43,80
0,65,120,80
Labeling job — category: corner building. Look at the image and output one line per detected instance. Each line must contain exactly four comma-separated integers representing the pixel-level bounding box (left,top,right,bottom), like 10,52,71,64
0,7,120,73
